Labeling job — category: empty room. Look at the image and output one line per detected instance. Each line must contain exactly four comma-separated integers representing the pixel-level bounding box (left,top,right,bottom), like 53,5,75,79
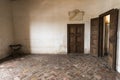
0,0,120,80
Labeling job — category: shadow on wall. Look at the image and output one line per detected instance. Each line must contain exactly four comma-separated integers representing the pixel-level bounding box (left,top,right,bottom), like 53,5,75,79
12,0,31,54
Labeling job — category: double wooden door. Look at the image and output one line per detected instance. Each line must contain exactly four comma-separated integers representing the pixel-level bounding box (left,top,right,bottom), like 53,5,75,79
67,24,84,53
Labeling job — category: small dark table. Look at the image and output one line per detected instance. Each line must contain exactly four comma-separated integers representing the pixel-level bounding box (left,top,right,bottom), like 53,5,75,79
9,44,23,56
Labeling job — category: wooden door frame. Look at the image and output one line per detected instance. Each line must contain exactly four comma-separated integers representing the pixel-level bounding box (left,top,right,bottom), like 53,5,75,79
99,9,119,70
67,24,84,54
99,9,116,57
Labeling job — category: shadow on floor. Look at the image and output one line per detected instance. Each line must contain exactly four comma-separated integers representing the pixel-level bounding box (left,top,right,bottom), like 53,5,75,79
0,53,28,64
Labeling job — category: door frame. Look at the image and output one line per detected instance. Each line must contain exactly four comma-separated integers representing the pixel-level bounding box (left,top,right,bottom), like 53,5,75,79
99,9,119,70
67,24,84,54
99,9,116,57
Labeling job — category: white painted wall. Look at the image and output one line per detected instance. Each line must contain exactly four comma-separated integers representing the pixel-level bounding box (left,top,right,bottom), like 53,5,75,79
117,10,120,73
12,0,109,54
0,0,14,59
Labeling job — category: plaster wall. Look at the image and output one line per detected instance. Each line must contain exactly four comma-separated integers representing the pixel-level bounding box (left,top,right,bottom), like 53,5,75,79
117,10,120,73
12,0,108,54
0,0,14,59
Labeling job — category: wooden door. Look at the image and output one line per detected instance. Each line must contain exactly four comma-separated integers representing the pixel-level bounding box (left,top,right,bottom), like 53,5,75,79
68,25,76,53
67,24,84,53
99,9,119,70
108,9,118,70
90,18,99,57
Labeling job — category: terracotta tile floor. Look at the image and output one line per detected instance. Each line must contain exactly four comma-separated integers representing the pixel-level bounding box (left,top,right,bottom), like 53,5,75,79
0,54,120,80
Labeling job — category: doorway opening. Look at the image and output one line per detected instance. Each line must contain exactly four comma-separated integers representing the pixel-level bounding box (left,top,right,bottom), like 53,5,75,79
103,15,110,56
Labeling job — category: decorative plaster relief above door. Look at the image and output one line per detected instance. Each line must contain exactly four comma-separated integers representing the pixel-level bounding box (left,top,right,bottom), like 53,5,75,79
69,9,84,21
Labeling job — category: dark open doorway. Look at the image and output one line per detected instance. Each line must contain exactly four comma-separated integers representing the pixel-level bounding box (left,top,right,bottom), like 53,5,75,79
67,24,84,54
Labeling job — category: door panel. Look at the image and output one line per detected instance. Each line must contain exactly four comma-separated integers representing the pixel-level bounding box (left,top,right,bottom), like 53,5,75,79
90,18,99,56
108,9,118,69
76,26,84,53
70,26,76,34
68,24,84,53
69,26,76,53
